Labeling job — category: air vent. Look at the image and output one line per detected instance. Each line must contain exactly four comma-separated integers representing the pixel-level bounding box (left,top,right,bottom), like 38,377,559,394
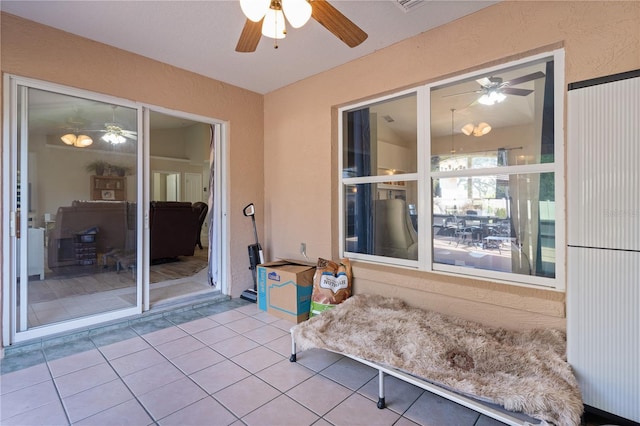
394,0,426,13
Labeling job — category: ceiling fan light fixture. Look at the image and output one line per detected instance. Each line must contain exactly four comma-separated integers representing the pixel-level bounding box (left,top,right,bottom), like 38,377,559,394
76,134,94,147
61,133,93,147
461,123,475,136
282,0,311,28
475,122,491,136
478,90,506,106
461,122,492,137
61,133,76,145
102,133,126,145
240,0,270,22
262,7,287,39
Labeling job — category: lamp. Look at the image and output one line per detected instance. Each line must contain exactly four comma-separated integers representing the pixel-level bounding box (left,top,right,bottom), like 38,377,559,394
61,133,93,147
262,7,286,39
240,0,312,40
240,0,270,21
478,90,506,106
461,122,492,137
281,0,312,28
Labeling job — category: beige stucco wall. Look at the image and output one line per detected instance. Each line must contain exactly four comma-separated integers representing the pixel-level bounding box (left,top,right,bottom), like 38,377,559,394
263,1,640,329
0,11,265,323
1,1,639,347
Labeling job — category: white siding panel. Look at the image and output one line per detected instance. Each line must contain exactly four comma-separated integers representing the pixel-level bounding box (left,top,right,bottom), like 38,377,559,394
567,248,640,422
567,76,640,251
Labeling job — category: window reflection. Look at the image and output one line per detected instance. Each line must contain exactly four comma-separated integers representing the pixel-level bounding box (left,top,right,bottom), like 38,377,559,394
343,94,417,178
432,172,555,278
344,181,418,260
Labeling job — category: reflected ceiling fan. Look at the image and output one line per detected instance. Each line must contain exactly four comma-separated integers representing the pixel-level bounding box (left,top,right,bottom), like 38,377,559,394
447,71,545,106
88,106,137,144
236,0,368,52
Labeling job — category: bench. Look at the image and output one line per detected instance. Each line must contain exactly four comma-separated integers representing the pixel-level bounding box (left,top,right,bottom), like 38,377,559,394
289,294,582,426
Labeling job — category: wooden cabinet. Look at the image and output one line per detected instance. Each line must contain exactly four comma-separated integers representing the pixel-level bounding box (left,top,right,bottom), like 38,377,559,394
90,175,126,201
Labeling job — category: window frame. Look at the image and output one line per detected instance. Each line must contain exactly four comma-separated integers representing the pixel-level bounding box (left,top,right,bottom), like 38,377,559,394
339,88,421,268
338,49,565,291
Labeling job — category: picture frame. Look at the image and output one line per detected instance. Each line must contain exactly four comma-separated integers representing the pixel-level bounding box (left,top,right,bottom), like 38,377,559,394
101,190,115,200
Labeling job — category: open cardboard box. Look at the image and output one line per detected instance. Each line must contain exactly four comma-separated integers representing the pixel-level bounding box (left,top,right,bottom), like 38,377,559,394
257,259,316,323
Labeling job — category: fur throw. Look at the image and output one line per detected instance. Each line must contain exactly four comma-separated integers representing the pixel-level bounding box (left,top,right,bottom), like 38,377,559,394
292,294,582,426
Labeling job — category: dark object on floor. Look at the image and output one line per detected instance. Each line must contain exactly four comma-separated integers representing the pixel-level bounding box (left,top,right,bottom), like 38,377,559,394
193,201,209,249
149,201,203,261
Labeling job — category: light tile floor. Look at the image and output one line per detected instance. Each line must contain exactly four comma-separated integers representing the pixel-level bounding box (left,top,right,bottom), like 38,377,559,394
0,299,571,426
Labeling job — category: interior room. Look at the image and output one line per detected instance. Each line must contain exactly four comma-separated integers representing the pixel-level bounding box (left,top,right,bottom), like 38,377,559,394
1,1,638,426
15,88,214,328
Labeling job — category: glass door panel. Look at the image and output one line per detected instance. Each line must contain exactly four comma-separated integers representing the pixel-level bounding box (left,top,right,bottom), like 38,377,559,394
14,85,141,333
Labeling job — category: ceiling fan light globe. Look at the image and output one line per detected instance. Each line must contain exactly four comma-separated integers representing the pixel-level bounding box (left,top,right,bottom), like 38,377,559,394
76,134,93,147
102,133,126,145
478,90,506,106
240,0,270,22
262,8,286,39
461,123,474,136
282,0,311,28
61,133,76,145
476,122,491,136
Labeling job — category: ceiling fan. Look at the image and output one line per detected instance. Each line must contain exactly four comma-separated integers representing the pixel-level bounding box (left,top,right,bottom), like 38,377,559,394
236,0,368,52
446,71,546,105
88,106,138,144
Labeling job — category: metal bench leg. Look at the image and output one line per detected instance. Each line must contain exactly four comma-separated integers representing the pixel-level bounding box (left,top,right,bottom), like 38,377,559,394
377,370,386,409
289,330,297,362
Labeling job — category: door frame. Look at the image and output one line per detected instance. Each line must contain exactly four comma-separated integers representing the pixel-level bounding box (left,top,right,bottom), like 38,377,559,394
2,75,229,345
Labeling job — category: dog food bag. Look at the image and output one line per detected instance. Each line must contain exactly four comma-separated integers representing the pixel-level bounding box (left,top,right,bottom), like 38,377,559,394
309,258,352,317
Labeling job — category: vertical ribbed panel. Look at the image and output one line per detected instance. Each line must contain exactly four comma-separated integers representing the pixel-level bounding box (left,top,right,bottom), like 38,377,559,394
567,76,640,251
567,73,640,422
567,248,640,422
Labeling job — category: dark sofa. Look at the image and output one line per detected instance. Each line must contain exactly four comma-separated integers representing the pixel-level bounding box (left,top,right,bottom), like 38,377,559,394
149,201,202,261
48,200,206,268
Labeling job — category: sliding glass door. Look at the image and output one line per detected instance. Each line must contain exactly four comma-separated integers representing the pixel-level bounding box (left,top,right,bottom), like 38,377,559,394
5,77,142,342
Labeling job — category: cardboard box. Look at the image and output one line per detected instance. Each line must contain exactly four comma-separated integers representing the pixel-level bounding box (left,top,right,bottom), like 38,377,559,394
257,260,316,323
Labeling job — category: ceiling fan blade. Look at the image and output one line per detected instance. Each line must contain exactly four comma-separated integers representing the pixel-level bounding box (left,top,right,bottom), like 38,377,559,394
311,0,367,48
503,71,545,87
501,87,533,96
236,18,263,53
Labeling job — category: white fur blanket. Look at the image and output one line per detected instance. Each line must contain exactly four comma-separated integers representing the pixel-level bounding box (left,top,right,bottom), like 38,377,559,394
292,294,582,426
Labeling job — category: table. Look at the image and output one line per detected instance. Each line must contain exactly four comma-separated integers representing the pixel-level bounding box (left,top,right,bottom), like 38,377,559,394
483,236,515,253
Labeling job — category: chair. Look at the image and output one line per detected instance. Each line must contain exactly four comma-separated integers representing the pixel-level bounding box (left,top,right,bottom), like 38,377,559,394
193,201,209,249
374,199,418,260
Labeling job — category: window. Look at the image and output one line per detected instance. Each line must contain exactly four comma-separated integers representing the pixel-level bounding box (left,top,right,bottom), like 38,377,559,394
340,50,564,289
341,92,419,266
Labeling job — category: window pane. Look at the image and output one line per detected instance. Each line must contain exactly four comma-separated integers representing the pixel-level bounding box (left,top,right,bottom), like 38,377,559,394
343,94,417,178
345,181,418,260
430,58,554,167
432,172,555,278
19,87,139,329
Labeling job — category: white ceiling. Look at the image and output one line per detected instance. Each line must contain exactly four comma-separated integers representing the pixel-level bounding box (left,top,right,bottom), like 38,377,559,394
1,0,497,95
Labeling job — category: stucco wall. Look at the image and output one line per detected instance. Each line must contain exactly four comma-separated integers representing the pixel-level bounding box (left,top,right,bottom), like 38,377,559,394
263,1,640,329
0,12,265,307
